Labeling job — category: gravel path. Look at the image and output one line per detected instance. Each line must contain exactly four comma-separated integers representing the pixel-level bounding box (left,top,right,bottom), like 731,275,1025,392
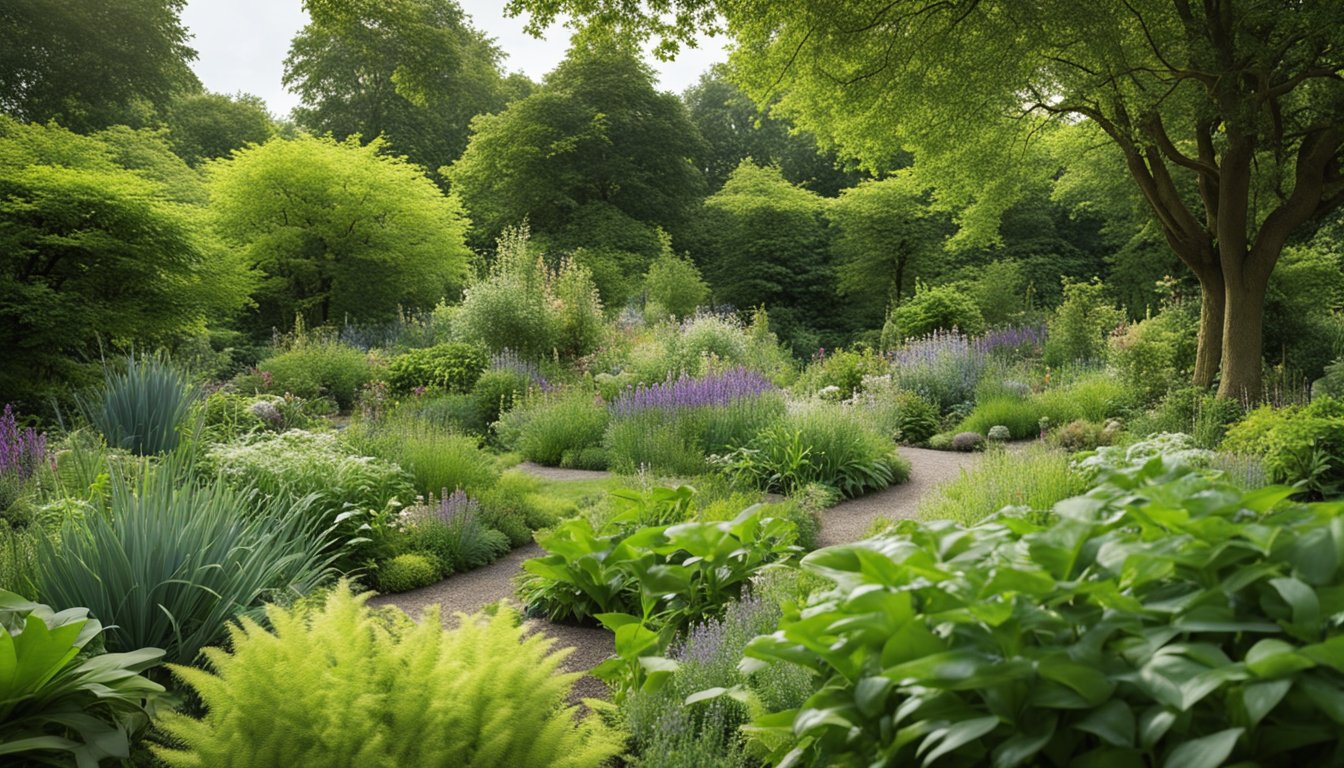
816,446,985,547
373,446,987,701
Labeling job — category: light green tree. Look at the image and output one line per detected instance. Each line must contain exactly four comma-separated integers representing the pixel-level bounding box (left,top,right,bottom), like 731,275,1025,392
207,135,472,336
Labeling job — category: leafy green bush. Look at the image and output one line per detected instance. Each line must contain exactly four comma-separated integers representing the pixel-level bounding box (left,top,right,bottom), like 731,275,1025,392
520,501,800,626
1044,278,1125,366
714,404,908,497
888,281,986,340
348,419,498,496
915,444,1085,525
1034,372,1134,424
1222,397,1344,497
470,369,530,429
1316,357,1344,399
738,459,1344,767
887,390,940,444
397,392,483,434
79,354,199,456
377,553,440,593
251,341,372,410
0,591,165,767
385,342,488,394
499,390,609,466
795,347,888,399
38,463,336,665
605,392,787,477
1050,418,1120,450
476,470,562,545
644,247,710,321
207,430,413,518
1108,308,1194,405
154,586,622,768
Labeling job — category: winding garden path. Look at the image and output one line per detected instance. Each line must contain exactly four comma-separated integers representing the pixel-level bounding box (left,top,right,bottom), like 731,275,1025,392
370,446,987,700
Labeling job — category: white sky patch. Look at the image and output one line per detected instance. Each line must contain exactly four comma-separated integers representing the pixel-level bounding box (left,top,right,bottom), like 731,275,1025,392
181,0,728,118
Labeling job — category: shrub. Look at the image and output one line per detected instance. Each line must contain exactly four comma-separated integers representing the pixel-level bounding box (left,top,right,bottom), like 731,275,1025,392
470,368,531,429
1133,386,1245,447
887,281,986,340
1316,356,1344,399
38,463,337,664
916,444,1083,525
476,470,561,543
739,459,1344,767
1034,372,1133,424
0,592,165,767
498,390,608,466
400,490,511,575
252,341,372,410
987,424,1011,442
950,430,986,451
349,420,498,496
561,446,609,471
377,553,440,593
860,386,939,444
520,500,800,626
385,342,488,395
397,392,483,434
1222,397,1344,497
78,354,199,456
644,247,710,321
1044,278,1125,366
1050,418,1119,451
795,348,887,400
154,587,622,768
713,404,907,498
551,255,606,358
927,431,953,450
1109,312,1185,405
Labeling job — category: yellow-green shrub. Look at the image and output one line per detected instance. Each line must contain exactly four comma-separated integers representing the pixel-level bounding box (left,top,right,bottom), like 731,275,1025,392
154,586,621,768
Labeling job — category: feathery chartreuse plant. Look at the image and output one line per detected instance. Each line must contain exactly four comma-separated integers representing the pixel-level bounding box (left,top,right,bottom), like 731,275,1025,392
153,584,622,768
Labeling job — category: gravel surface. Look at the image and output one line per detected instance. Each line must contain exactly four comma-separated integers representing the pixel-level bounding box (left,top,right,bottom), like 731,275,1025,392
815,446,985,547
374,445,988,703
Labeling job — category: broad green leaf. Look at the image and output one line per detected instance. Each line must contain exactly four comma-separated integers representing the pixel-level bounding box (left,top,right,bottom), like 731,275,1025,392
1245,638,1315,678
1074,700,1136,748
919,715,999,765
1161,728,1243,768
1242,679,1292,726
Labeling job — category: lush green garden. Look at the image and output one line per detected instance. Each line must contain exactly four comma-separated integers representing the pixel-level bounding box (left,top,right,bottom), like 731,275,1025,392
4,0,1344,766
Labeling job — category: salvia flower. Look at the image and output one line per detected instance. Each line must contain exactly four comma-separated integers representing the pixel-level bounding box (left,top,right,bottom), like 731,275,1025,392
610,367,776,418
0,404,49,480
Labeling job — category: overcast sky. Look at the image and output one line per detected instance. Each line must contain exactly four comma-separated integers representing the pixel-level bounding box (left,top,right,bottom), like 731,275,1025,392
180,1,728,118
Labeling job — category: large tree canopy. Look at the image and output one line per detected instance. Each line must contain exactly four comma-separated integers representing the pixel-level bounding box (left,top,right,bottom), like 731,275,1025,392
284,0,508,176
208,135,473,336
162,92,275,167
0,0,198,131
446,41,705,250
511,0,1344,398
0,118,249,405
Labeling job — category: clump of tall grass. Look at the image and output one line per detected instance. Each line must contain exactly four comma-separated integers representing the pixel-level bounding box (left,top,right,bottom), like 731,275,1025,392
78,354,199,456
914,445,1085,526
347,418,499,496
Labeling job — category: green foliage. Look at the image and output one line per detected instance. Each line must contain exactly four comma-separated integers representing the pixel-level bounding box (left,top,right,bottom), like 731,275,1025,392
476,470,567,540
1050,419,1120,451
795,347,887,400
1033,372,1134,424
1222,397,1344,498
0,591,165,767
470,369,531,430
888,390,941,444
520,499,800,626
1109,302,1198,405
0,118,251,408
154,586,622,768
400,494,512,575
284,0,508,176
1045,279,1125,367
78,354,199,456
446,42,704,248
163,91,274,166
456,225,605,360
645,243,710,321
385,342,488,395
349,420,498,496
376,553,441,593
0,0,197,131
1318,357,1344,400
605,394,787,477
204,430,414,565
1265,245,1344,381
208,135,472,333
251,340,372,410
700,162,835,351
957,394,1042,439
713,404,907,498
38,462,336,665
0,524,42,600
915,444,1083,526
890,281,986,340
499,390,609,466
1133,386,1244,447
739,459,1344,766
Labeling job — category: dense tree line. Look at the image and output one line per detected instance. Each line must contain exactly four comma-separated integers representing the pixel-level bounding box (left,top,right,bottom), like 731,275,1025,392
3,0,1340,407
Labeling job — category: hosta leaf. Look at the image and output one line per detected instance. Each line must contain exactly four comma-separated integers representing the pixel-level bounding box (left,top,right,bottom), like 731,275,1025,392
1074,700,1136,747
1161,728,1243,768
1241,679,1292,726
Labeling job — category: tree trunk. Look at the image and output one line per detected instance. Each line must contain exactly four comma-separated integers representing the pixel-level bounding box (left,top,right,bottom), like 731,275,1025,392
1192,270,1224,389
1215,275,1267,402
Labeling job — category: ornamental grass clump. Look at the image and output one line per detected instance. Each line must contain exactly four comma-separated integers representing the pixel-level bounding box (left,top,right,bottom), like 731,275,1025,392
735,457,1344,767
154,586,622,768
79,354,199,456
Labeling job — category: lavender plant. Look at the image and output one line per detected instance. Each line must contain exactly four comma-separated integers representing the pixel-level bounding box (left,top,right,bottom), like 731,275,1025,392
0,404,48,481
888,330,988,412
